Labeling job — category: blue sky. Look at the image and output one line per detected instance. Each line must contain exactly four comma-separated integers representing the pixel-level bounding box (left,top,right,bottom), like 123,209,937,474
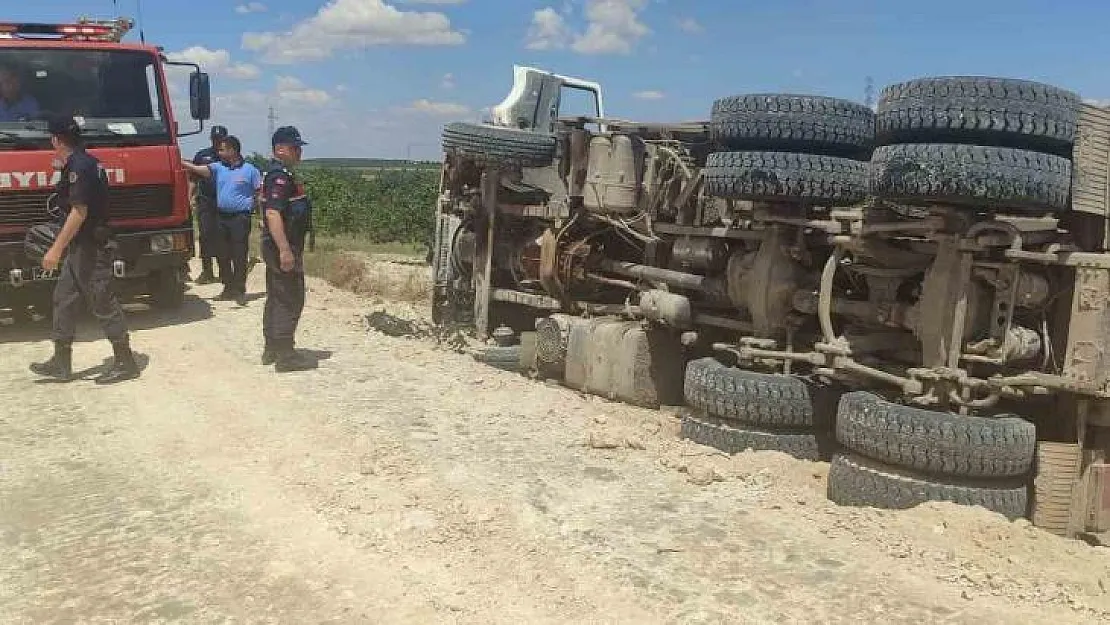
8,0,1110,159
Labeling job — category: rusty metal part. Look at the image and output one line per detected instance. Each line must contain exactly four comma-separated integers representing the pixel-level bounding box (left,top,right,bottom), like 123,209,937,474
1084,461,1110,534
638,289,693,329
817,247,843,346
670,237,728,273
1062,267,1110,392
567,128,590,197
538,228,561,296
586,272,637,289
728,227,805,338
1032,442,1084,537
964,325,1043,363
596,258,713,292
558,239,593,292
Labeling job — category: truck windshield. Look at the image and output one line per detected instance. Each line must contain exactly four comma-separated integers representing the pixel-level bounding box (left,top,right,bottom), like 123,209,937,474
0,48,169,146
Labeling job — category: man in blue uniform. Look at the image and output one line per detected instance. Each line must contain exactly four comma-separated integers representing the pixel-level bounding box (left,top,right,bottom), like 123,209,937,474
259,126,315,372
181,134,261,306
0,65,40,122
189,125,227,285
30,114,139,384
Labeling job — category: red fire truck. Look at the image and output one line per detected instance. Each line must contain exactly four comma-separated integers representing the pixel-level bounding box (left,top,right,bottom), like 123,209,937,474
0,16,211,319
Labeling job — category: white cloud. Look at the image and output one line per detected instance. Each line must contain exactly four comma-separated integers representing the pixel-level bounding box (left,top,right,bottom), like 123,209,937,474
526,0,650,55
166,46,260,80
404,99,469,116
1084,98,1110,108
441,73,456,89
235,2,267,14
242,0,465,64
526,7,571,51
398,0,466,4
573,0,650,55
632,90,665,100
275,76,333,106
675,17,702,34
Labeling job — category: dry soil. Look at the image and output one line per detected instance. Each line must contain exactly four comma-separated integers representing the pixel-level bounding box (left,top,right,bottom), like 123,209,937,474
1,255,1109,624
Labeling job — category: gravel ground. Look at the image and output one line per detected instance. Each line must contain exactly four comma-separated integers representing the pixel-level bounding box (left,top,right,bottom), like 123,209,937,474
0,256,1108,624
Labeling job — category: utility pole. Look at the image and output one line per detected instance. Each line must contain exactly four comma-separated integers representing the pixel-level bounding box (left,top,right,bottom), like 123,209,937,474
267,106,278,138
864,76,875,109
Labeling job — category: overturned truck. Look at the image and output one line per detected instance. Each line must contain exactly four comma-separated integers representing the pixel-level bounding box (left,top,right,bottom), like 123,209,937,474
432,66,1110,538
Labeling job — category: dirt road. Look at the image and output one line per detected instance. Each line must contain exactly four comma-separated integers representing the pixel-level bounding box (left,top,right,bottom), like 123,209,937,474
1,256,1109,624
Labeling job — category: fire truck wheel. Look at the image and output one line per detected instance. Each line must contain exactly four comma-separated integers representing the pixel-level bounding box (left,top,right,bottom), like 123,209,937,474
835,391,1036,479
710,93,875,158
827,452,1029,520
441,122,556,168
680,411,827,462
149,268,185,310
704,151,869,205
870,143,1072,213
876,76,1080,156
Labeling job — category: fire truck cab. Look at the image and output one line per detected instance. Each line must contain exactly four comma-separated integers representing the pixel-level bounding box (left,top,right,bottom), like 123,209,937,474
0,16,212,318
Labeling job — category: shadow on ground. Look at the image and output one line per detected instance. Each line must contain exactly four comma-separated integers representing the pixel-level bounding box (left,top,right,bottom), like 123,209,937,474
0,294,214,345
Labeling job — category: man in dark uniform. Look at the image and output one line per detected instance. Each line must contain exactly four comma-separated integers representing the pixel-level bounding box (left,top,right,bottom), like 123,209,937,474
190,125,227,284
259,126,315,372
30,114,140,384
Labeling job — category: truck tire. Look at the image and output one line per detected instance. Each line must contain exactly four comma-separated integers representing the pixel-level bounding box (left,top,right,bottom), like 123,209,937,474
683,357,821,428
870,143,1071,212
827,453,1029,520
472,345,522,372
705,151,868,205
710,94,875,158
442,122,556,168
835,391,1036,479
680,411,822,461
875,76,1080,155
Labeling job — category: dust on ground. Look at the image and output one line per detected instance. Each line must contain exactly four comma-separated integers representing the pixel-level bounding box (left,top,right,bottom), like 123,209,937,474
0,254,1107,624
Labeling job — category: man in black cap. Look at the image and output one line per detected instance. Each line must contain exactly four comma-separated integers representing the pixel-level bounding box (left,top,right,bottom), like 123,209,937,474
29,114,140,384
259,126,315,372
189,125,227,284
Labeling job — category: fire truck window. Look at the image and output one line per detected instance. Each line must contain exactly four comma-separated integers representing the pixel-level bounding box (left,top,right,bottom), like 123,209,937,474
0,50,168,134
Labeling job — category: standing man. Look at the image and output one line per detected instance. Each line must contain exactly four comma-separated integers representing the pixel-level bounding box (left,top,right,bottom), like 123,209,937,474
188,125,227,285
29,114,140,384
259,126,315,372
181,134,261,307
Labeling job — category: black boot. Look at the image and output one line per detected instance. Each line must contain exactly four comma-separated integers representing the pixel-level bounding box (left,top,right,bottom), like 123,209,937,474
274,343,316,373
29,341,73,381
261,341,276,365
95,339,140,384
195,258,216,284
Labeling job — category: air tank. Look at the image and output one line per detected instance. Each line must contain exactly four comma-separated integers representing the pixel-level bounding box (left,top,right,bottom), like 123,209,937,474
582,134,640,215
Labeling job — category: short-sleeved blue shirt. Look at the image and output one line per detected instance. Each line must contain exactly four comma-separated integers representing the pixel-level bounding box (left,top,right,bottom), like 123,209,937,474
0,95,39,122
208,159,261,215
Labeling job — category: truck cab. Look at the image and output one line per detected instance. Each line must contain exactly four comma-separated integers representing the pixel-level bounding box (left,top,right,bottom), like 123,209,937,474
489,65,606,133
0,17,212,318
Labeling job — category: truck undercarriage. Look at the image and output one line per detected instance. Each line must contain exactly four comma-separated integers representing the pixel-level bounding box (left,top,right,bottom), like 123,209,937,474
432,69,1110,538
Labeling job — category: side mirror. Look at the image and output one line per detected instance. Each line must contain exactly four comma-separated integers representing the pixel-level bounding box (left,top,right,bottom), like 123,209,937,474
189,72,211,121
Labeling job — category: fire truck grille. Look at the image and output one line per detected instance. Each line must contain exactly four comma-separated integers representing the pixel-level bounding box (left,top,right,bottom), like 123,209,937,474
0,184,174,227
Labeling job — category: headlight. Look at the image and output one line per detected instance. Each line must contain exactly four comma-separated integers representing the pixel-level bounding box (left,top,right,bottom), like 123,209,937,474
150,234,173,253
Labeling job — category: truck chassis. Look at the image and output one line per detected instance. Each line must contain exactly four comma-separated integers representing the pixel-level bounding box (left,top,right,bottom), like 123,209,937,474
432,69,1110,539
